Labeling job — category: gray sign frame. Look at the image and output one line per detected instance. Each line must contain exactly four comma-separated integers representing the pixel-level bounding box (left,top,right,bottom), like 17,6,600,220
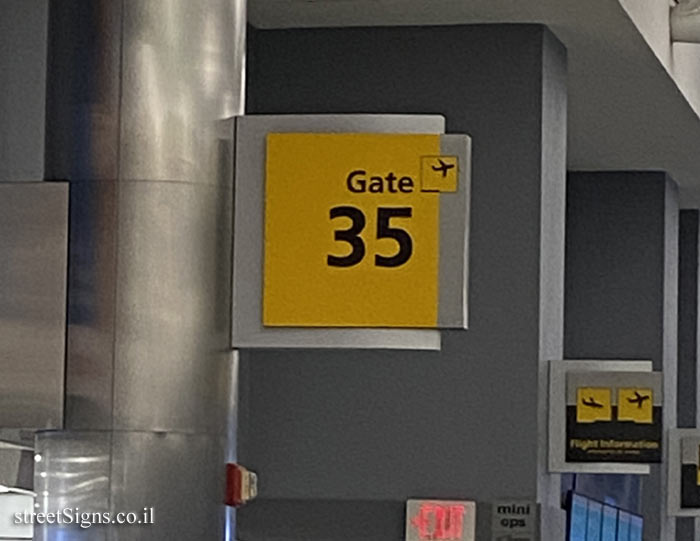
548,360,653,474
232,114,470,349
437,134,471,328
668,428,700,517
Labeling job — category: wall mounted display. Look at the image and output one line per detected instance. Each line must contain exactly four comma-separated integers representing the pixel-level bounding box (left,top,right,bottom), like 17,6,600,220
567,493,588,541
667,428,700,516
549,360,662,474
600,504,617,541
232,115,471,349
616,511,631,541
585,499,602,541
565,492,641,541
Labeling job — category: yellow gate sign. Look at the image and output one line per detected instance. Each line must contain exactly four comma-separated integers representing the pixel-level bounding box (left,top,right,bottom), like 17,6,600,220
263,133,469,328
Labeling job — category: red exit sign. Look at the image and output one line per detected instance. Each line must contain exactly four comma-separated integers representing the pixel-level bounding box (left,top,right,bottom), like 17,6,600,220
405,500,476,541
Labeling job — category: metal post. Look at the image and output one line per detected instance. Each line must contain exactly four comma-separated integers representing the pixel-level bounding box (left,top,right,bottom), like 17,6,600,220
39,1,245,539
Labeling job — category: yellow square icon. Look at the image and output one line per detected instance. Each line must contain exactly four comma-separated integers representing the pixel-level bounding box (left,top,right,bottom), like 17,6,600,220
617,388,653,424
421,156,458,193
576,387,612,423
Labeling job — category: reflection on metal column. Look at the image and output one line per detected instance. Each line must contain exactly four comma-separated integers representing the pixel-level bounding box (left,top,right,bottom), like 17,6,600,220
41,0,245,539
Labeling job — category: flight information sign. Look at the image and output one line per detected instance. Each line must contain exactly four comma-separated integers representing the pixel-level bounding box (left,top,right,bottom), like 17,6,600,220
566,371,662,463
263,132,470,329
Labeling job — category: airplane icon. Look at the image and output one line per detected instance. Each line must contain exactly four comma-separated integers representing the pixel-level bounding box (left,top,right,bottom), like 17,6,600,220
431,158,456,178
582,397,604,409
627,391,650,409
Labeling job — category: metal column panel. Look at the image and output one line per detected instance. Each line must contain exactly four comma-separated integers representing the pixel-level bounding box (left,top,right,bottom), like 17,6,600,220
111,179,232,432
119,0,242,183
34,430,227,540
0,183,68,430
108,431,226,540
63,180,119,429
43,0,244,538
34,431,111,541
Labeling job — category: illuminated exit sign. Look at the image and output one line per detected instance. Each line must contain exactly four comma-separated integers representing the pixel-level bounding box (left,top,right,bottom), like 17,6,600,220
405,500,476,541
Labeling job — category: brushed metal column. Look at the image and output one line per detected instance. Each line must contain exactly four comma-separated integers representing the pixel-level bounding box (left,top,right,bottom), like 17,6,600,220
39,1,244,539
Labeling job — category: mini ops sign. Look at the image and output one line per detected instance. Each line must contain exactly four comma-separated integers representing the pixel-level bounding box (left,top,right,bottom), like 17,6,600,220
491,501,537,541
566,371,662,463
263,132,470,329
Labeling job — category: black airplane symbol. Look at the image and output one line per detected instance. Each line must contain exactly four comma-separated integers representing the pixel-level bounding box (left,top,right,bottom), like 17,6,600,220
431,159,455,178
582,397,604,409
627,391,650,409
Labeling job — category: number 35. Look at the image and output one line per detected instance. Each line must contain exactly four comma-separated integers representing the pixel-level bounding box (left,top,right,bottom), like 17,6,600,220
327,206,413,268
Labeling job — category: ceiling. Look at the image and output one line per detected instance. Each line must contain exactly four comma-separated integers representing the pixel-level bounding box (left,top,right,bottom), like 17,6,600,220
249,0,700,205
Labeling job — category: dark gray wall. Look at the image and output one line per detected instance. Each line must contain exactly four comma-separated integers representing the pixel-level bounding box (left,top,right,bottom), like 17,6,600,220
0,0,47,181
677,210,700,541
678,210,699,430
240,24,567,540
564,171,679,541
565,172,671,362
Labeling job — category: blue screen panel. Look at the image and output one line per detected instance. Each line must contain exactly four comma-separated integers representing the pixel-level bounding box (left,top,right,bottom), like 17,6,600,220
569,494,588,541
601,505,617,541
629,515,643,541
617,511,631,541
586,500,602,541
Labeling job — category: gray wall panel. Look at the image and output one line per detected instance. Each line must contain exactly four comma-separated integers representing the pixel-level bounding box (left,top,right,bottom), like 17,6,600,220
0,0,48,181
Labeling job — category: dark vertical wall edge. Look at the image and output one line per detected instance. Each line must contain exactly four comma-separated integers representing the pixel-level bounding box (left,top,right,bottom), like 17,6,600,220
662,176,680,541
538,28,567,516
677,209,700,541
678,210,699,429
564,171,679,541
